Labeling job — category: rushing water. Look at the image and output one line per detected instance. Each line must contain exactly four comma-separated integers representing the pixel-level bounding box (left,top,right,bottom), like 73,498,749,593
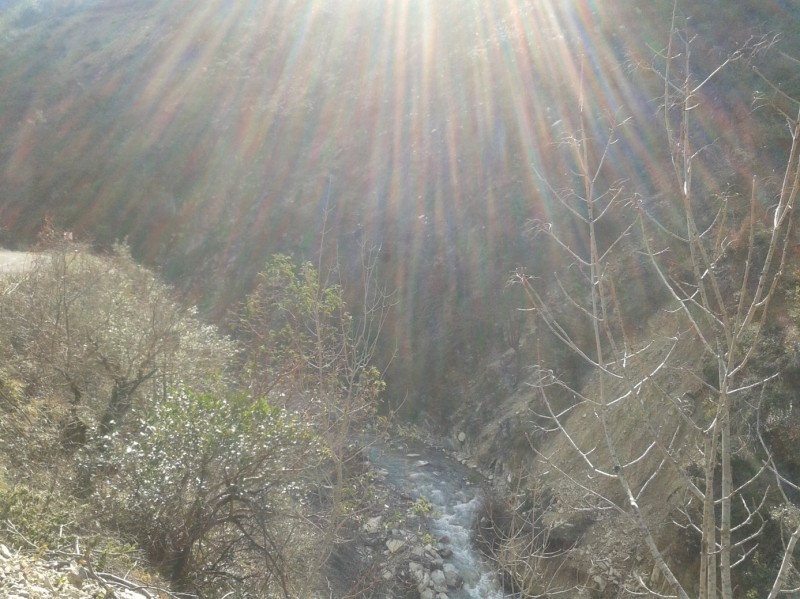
368,440,504,599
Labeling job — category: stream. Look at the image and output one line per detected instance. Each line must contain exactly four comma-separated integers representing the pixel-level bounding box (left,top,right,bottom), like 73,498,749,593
368,440,504,599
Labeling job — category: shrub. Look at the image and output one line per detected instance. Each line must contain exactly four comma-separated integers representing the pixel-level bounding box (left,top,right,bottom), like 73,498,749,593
102,388,323,595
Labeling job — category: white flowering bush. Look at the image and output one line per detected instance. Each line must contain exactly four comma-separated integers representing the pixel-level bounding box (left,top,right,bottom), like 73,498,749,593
0,241,236,474
104,388,323,595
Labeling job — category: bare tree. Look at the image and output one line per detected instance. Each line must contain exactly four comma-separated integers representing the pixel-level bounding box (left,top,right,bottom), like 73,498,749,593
517,12,800,599
477,471,586,597
501,281,531,386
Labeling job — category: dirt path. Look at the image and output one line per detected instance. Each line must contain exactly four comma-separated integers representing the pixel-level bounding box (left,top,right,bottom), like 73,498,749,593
0,250,37,272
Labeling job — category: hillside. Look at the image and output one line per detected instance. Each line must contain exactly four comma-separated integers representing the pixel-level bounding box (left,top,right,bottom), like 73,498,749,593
2,0,800,409
2,0,800,597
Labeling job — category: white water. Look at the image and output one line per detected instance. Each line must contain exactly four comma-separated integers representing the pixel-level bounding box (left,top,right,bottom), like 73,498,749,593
369,442,504,599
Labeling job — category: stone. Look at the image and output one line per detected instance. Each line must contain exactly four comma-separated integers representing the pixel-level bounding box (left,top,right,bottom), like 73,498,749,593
417,572,431,593
436,594,449,599
386,539,406,553
420,589,435,599
438,535,450,544
443,563,460,587
410,564,427,585
457,432,466,442
68,562,89,588
431,569,447,592
439,547,452,559
409,561,423,575
415,460,430,467
363,516,382,534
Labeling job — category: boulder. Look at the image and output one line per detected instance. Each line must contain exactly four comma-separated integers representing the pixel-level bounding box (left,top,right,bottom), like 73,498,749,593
431,569,447,592
386,539,406,553
592,575,607,592
458,432,466,442
443,563,462,588
363,516,382,534
420,589,435,599
410,563,427,585
67,562,89,587
417,571,431,593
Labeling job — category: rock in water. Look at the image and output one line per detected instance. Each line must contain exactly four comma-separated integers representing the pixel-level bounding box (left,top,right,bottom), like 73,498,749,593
443,563,462,587
457,432,466,442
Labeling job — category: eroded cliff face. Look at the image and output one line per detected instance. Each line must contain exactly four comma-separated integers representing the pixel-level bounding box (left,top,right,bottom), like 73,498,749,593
446,296,799,598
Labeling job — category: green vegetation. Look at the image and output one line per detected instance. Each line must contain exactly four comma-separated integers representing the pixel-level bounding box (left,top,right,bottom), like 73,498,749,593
0,241,389,598
411,496,435,517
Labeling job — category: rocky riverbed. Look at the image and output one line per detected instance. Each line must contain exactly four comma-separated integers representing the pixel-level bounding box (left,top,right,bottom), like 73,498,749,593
0,432,506,599
361,437,505,599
